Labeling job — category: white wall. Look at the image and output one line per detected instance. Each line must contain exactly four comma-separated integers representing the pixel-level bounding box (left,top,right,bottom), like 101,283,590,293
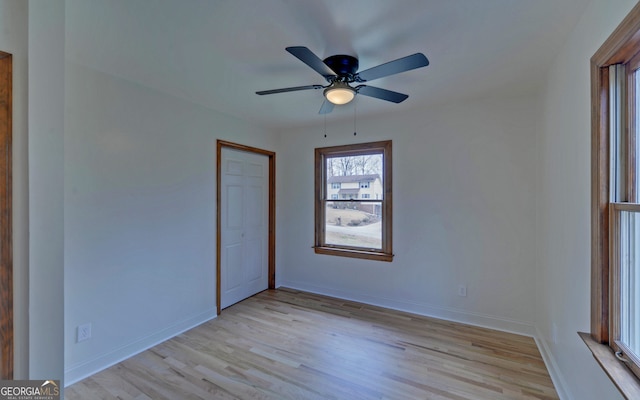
63,62,278,383
0,0,28,379
28,0,66,382
535,0,637,399
277,95,539,335
16,1,639,397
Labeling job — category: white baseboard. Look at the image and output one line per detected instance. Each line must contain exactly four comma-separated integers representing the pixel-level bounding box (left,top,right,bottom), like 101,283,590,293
64,309,217,386
534,327,571,400
278,280,536,337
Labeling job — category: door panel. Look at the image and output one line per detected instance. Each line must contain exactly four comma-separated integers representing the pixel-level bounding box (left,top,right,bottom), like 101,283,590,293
246,186,262,227
225,243,244,291
245,237,263,282
247,162,263,178
226,185,243,229
220,148,269,309
226,159,243,175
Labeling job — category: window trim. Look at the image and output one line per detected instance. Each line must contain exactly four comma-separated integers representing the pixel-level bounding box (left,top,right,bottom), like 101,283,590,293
314,140,393,262
588,2,640,397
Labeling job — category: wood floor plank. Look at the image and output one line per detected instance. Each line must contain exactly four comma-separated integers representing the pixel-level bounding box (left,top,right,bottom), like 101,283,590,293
66,289,559,399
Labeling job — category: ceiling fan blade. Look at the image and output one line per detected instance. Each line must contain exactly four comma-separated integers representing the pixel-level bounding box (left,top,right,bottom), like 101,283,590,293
319,100,334,114
356,85,409,103
256,85,324,95
356,53,429,82
286,46,337,79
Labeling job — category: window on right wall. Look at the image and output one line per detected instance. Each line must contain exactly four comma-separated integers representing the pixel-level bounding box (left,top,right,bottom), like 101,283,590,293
590,3,640,392
605,63,640,382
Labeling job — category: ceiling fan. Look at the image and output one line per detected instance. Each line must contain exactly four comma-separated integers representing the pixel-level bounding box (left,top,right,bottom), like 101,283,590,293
256,46,429,114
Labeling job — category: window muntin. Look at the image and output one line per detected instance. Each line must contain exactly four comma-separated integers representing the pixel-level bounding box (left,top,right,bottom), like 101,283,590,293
314,141,392,261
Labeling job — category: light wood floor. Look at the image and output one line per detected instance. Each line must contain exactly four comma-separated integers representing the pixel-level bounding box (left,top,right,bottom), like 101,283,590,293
65,289,559,400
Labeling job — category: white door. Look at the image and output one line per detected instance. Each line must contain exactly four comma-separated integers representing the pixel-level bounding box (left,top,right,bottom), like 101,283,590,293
220,147,269,309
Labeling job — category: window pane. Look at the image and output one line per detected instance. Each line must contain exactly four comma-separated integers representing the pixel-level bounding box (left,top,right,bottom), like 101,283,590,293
610,64,626,201
325,202,382,249
619,210,640,357
326,154,383,200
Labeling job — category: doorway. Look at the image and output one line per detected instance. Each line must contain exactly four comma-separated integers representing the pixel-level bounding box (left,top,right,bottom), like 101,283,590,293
216,140,275,314
0,51,13,379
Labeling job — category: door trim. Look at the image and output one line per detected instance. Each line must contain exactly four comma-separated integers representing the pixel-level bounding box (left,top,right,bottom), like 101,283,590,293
0,51,13,379
216,140,275,314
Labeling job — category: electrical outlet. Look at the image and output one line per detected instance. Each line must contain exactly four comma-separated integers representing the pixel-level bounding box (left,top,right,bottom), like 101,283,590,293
458,285,467,297
77,323,92,343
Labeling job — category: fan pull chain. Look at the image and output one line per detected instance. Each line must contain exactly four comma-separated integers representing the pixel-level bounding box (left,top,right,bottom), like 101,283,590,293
324,114,327,138
353,105,357,136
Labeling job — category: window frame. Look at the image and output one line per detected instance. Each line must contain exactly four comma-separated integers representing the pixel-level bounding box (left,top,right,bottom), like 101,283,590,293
589,2,640,396
314,140,393,262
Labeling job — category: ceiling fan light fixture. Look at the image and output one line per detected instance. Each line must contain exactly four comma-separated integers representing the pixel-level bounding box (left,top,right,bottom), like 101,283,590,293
324,82,356,105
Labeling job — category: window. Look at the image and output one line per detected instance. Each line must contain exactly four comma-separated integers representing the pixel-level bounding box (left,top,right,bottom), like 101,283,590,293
590,5,640,393
331,194,338,200
314,140,393,261
360,181,370,188
331,182,341,189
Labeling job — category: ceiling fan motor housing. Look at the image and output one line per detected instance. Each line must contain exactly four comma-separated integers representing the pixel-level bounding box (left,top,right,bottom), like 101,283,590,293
323,55,359,80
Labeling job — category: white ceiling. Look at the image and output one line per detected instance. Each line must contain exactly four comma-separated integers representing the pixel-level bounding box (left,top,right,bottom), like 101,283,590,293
65,0,589,130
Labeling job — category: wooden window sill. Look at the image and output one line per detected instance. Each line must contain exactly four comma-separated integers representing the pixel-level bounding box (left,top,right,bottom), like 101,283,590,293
579,332,640,399
314,246,394,262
